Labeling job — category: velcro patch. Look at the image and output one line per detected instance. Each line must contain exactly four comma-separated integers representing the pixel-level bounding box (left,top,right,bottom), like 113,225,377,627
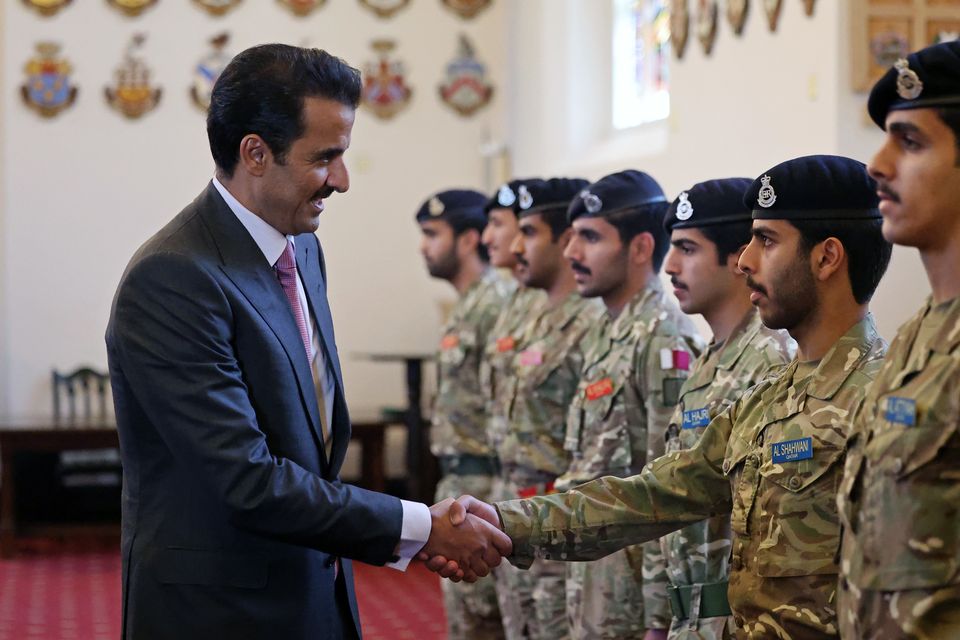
660,348,691,371
585,378,613,401
682,407,710,429
440,334,459,350
771,437,814,463
519,349,543,366
884,396,916,427
496,337,516,353
662,378,684,406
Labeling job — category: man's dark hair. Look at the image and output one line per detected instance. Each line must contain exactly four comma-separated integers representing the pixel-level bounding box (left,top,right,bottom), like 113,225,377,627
937,107,960,165
535,207,570,241
699,220,754,265
605,201,671,272
207,44,362,177
445,218,489,262
790,218,892,304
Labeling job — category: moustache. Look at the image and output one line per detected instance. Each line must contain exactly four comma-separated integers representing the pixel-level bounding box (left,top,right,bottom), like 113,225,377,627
745,276,768,297
569,260,591,276
670,277,687,291
515,255,529,267
876,181,901,203
313,188,335,201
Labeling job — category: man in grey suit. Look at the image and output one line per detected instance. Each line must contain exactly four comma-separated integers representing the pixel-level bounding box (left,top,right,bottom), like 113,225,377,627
106,44,509,640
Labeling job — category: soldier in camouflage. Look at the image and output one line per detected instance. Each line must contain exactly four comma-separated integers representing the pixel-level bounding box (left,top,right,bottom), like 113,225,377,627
437,156,895,640
416,188,509,639
838,41,960,639
492,177,600,640
560,170,703,639
660,178,796,639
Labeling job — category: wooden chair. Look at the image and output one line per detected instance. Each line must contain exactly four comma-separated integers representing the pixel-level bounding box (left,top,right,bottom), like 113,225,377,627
52,367,110,421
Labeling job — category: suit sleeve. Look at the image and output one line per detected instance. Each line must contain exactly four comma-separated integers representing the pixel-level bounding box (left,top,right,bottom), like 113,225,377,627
109,251,403,564
496,398,736,570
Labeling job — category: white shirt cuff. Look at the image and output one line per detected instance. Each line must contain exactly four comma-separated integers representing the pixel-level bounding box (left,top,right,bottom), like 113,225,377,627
385,500,432,571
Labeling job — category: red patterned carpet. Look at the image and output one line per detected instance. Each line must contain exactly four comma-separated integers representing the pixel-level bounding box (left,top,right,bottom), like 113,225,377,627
0,541,446,640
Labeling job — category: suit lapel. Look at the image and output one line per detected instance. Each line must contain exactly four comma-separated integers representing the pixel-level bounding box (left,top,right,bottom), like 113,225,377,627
196,185,327,461
296,235,351,473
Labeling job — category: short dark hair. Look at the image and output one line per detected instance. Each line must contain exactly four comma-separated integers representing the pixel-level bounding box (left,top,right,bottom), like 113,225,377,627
699,220,754,265
936,107,960,166
605,201,671,272
445,218,489,262
207,44,362,177
533,206,570,241
790,218,892,304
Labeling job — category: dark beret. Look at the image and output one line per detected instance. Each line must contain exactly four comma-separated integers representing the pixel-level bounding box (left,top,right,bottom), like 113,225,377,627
567,170,666,223
868,41,960,128
415,189,488,226
484,178,546,215
517,177,590,217
664,178,753,232
745,155,880,221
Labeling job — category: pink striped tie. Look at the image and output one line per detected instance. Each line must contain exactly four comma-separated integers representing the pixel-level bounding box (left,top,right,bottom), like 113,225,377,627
274,240,312,361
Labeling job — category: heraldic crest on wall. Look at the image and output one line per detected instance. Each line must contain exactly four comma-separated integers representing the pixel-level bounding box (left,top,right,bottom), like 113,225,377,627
361,39,413,120
106,0,158,17
727,0,748,36
278,0,327,16
358,0,411,18
438,35,494,116
697,0,718,55
671,0,691,59
105,34,162,120
20,0,72,17
441,0,491,20
764,0,783,32
190,33,233,112
21,42,78,118
193,0,242,16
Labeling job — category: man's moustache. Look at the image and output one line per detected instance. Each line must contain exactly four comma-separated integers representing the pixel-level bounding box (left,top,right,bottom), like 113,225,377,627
745,276,767,297
570,261,591,276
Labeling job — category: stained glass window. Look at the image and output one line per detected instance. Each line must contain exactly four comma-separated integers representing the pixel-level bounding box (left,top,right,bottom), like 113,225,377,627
613,0,671,129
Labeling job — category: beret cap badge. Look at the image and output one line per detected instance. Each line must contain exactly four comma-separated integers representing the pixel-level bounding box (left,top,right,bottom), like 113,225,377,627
518,185,534,210
675,192,694,221
428,196,445,216
894,58,924,100
757,175,777,208
581,190,603,214
497,184,516,207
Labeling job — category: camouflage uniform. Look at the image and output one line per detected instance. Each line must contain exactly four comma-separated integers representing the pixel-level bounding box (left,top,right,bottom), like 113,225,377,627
493,293,605,640
483,285,548,640
432,267,514,640
561,283,703,639
661,311,795,639
498,315,887,640
838,296,960,639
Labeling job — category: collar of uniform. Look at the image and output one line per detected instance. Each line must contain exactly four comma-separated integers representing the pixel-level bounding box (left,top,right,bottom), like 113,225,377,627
805,313,882,400
609,281,664,342
928,294,960,355
212,177,291,267
714,309,764,372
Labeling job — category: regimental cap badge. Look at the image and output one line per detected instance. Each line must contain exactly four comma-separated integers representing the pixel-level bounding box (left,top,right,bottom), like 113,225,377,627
581,190,603,214
757,175,777,208
676,191,694,220
894,58,923,100
428,196,445,216
497,184,516,207
518,185,533,210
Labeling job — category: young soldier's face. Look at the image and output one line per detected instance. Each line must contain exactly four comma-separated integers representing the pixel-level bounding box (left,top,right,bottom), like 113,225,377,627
418,219,459,280
664,227,742,316
564,217,629,299
511,214,567,289
870,108,960,250
481,208,520,269
738,220,817,331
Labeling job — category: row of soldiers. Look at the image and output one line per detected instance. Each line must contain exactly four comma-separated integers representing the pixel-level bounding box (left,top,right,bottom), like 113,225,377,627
417,41,960,640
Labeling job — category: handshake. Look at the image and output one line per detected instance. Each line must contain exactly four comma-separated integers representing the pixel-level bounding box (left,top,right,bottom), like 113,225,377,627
418,496,509,583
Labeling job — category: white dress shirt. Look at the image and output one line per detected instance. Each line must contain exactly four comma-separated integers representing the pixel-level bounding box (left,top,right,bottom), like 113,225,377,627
212,178,430,569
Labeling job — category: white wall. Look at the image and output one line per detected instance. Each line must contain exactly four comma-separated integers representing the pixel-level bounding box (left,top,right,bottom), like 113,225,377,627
1,0,508,413
506,0,930,341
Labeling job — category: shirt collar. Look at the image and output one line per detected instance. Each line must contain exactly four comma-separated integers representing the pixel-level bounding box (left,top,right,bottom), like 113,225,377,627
212,177,291,267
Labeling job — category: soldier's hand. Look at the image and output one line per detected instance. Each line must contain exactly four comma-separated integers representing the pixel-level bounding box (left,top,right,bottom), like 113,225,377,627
418,498,511,582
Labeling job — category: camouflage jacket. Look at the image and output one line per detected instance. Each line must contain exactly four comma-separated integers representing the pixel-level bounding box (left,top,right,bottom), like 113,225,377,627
500,293,606,481
839,296,960,638
498,315,887,639
559,282,702,629
481,286,547,451
431,268,514,458
661,311,795,598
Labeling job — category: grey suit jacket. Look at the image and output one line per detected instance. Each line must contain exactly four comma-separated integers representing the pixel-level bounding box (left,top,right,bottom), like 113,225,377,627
106,183,403,639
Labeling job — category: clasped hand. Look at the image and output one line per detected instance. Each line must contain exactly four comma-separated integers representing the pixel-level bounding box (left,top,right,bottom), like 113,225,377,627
418,495,508,583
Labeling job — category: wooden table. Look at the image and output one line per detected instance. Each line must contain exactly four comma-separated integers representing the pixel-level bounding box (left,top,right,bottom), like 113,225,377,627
0,416,119,558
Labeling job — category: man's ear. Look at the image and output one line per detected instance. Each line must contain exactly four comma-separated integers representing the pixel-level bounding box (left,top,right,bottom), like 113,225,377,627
727,245,747,275
629,231,655,267
238,134,270,177
456,228,481,257
812,236,845,282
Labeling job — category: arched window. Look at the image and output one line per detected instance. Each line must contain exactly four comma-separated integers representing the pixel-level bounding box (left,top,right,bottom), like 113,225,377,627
612,0,671,130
